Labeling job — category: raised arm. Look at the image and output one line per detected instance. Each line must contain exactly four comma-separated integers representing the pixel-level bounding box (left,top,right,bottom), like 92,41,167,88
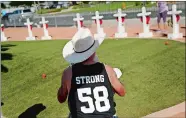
57,67,71,103
105,65,126,96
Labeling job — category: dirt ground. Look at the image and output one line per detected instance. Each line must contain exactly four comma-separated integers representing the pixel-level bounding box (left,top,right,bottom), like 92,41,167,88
170,112,185,118
144,102,185,118
2,21,185,43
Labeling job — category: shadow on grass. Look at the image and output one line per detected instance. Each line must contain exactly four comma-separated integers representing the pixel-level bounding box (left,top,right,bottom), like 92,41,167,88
1,53,13,72
1,102,4,106
1,53,13,60
1,64,8,73
1,44,16,48
1,47,9,51
18,103,46,118
1,44,16,73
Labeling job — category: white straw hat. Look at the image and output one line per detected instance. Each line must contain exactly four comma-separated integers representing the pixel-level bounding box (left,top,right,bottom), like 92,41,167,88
62,28,104,64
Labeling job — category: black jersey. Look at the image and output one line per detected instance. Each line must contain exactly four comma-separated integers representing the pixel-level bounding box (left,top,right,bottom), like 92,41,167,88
68,62,116,118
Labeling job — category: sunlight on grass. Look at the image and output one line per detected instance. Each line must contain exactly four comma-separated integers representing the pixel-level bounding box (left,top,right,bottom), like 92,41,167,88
1,39,185,117
37,2,156,14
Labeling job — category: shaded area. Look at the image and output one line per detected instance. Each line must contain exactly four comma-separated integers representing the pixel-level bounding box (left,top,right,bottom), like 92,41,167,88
1,64,8,73
1,102,4,106
162,33,168,37
1,44,16,73
150,29,168,37
1,47,9,51
1,53,13,60
7,37,11,40
18,103,46,118
150,29,160,32
1,44,16,48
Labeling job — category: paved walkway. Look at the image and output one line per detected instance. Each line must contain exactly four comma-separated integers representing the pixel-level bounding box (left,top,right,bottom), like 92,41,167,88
3,18,185,43
143,102,185,118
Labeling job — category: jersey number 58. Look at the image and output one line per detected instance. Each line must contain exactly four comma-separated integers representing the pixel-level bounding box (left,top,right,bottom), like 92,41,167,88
77,86,111,113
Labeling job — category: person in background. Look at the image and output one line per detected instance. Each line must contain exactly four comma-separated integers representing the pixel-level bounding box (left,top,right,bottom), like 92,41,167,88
157,1,169,31
1,10,6,17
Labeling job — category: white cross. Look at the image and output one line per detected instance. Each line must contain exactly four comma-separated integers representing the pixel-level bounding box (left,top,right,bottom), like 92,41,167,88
92,11,104,34
167,4,183,39
24,18,35,40
1,24,7,41
39,17,51,40
137,7,153,38
40,17,49,27
1,24,4,32
73,13,84,30
113,9,127,38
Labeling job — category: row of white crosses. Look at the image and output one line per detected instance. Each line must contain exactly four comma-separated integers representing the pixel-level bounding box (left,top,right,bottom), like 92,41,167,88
74,8,147,38
136,5,182,39
1,17,52,41
1,4,183,42
74,4,182,39
74,8,150,38
23,17,51,41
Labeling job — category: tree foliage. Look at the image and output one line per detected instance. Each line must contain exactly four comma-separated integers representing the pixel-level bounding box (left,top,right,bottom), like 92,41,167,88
82,1,89,4
1,3,6,8
72,1,78,5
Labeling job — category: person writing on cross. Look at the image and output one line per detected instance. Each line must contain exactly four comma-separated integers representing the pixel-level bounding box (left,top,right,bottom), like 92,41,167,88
157,1,169,31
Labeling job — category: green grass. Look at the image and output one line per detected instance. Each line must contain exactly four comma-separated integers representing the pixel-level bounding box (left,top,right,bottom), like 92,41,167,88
64,2,155,14
1,39,185,118
37,2,156,14
71,2,134,12
37,8,65,14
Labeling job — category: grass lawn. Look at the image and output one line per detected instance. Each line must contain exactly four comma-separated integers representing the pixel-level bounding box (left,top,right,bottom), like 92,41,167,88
36,8,65,14
1,39,185,118
69,2,155,13
37,2,156,14
71,2,135,12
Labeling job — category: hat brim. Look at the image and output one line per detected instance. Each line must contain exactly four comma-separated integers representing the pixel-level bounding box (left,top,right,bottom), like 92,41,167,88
63,36,104,64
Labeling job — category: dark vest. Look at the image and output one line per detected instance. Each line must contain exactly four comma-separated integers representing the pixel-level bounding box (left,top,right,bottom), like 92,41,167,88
68,62,116,118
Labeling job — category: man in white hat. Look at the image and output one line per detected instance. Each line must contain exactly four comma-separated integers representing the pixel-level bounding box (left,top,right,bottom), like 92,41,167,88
58,28,126,118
